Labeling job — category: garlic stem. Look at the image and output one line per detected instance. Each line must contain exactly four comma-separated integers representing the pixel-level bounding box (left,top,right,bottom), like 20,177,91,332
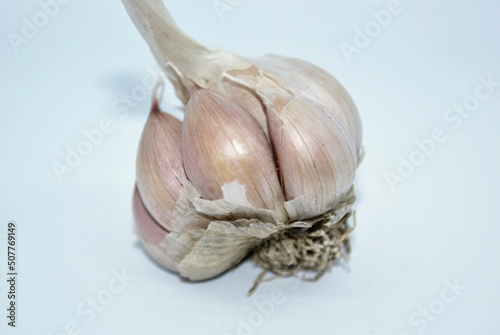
122,0,246,89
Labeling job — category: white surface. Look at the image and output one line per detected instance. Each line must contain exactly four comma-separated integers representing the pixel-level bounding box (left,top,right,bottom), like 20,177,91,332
1,0,500,334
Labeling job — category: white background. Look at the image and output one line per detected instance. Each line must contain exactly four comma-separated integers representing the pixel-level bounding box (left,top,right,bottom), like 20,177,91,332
1,0,500,334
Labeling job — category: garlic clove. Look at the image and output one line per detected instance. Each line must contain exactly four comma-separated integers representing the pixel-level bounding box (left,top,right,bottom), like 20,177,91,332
181,85,288,222
132,186,179,272
260,91,358,220
136,92,186,232
221,67,359,219
252,55,363,154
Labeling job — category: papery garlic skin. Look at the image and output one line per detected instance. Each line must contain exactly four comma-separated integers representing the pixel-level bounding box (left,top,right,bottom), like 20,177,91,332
124,0,363,283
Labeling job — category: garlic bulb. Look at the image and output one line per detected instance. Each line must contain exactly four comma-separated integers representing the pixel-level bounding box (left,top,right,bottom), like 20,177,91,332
125,0,363,287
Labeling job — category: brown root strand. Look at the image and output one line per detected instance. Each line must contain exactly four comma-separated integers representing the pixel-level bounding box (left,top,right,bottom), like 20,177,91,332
249,210,355,295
